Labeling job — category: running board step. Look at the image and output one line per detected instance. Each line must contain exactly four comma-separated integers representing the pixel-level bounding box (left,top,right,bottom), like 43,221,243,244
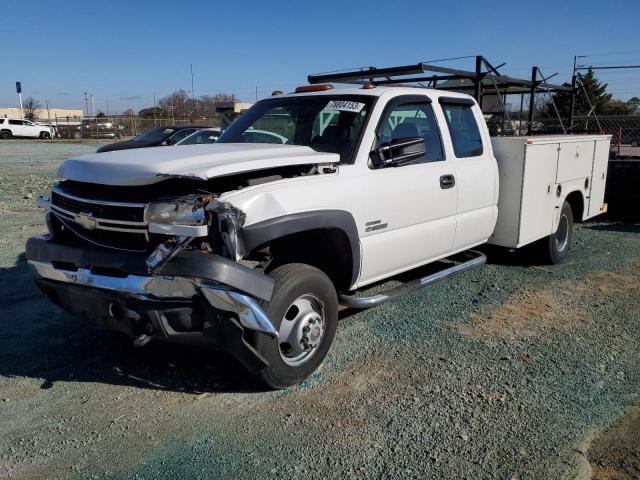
339,249,487,309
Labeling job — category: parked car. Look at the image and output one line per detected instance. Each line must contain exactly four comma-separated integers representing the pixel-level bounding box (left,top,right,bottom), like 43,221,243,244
96,125,205,153
81,119,124,139
27,70,610,389
0,118,54,139
56,119,124,140
177,127,221,145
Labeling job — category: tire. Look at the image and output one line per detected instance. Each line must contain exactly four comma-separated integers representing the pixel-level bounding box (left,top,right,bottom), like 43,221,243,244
539,201,574,264
254,263,338,389
0,130,11,140
40,131,51,139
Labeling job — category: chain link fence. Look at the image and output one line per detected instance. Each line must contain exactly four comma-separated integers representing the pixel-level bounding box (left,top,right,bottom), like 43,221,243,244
50,114,223,142
486,114,640,150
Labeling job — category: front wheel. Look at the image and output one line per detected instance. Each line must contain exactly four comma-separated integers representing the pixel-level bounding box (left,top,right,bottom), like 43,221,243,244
254,263,338,389
40,131,51,139
539,201,574,264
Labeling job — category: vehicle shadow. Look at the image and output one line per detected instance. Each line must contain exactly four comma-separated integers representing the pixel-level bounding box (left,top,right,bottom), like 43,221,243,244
582,218,640,234
0,254,269,394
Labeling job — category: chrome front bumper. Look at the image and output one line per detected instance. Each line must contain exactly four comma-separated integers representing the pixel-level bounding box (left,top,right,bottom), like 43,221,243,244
28,260,277,338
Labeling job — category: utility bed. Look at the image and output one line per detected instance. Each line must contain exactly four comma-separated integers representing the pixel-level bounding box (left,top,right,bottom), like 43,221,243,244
489,134,610,248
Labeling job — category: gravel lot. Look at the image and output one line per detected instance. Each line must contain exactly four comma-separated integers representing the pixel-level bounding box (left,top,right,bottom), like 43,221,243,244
0,142,639,479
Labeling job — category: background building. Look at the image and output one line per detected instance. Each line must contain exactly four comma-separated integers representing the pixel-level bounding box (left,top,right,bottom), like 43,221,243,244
0,107,83,121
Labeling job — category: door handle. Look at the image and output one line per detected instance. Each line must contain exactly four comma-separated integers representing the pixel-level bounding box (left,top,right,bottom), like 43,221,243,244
440,174,455,189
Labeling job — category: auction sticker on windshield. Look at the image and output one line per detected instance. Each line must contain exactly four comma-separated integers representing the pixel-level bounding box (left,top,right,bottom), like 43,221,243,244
325,100,365,113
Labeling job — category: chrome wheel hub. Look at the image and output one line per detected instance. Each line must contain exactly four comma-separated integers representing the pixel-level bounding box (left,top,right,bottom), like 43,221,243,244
278,294,325,367
555,214,569,252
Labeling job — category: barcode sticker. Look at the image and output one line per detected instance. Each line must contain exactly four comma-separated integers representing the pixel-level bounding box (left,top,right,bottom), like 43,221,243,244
324,100,365,113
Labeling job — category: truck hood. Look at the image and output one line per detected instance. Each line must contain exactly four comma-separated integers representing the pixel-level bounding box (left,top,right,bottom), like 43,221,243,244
57,143,340,186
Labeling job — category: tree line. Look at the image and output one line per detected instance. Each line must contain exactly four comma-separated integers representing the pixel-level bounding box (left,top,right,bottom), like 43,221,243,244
135,90,240,119
17,90,240,120
543,69,639,118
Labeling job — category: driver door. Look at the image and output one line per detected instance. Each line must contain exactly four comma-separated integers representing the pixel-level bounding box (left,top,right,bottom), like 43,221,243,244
357,95,458,286
9,120,26,137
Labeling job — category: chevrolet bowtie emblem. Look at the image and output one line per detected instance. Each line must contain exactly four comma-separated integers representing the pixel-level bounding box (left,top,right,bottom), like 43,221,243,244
74,212,98,230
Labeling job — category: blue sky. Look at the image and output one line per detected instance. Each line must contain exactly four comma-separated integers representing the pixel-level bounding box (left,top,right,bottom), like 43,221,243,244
2,0,639,113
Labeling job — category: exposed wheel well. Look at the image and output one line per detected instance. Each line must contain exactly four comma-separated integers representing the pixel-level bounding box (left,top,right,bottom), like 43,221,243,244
565,191,584,222
259,228,355,292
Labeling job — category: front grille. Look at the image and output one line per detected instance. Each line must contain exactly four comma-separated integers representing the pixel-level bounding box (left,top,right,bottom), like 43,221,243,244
52,191,145,222
51,187,150,252
62,220,150,251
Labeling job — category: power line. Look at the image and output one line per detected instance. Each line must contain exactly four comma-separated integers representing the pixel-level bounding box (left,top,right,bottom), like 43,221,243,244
577,49,640,58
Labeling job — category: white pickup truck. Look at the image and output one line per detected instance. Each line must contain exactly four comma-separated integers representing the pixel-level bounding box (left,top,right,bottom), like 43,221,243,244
26,79,610,388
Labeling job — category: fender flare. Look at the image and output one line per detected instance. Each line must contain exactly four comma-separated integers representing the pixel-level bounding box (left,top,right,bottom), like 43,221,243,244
556,188,586,228
241,209,361,287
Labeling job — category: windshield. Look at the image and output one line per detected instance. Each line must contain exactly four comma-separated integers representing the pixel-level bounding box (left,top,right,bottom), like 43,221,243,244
217,95,375,162
133,127,176,143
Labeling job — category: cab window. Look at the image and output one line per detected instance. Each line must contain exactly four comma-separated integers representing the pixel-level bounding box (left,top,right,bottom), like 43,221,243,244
441,103,483,157
375,101,444,164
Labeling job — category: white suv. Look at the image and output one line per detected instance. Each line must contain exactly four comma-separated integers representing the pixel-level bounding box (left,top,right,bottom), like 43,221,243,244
0,118,54,139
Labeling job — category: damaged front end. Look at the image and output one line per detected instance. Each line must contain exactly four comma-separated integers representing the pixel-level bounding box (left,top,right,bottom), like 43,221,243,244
27,184,277,373
207,199,246,261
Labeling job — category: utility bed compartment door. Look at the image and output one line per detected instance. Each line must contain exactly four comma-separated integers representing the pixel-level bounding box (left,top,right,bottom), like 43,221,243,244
556,141,594,183
587,139,610,217
519,143,558,246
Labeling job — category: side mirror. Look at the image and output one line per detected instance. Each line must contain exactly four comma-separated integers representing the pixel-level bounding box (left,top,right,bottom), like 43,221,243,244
372,136,426,168
165,138,177,146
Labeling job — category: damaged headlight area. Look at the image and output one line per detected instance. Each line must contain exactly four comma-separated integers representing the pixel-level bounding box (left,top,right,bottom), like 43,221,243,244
148,197,208,237
207,199,246,261
146,197,248,271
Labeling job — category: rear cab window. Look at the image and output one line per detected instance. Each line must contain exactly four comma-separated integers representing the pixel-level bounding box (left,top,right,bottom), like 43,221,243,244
439,98,483,158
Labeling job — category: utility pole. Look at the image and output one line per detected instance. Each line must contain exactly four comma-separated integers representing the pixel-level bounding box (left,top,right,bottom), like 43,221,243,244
569,56,578,131
83,92,89,117
153,92,157,127
190,64,195,121
255,86,258,102
90,93,95,117
45,100,52,142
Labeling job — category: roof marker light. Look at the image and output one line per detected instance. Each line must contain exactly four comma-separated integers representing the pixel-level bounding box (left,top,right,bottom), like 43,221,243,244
361,82,376,89
295,84,334,93
271,90,283,96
